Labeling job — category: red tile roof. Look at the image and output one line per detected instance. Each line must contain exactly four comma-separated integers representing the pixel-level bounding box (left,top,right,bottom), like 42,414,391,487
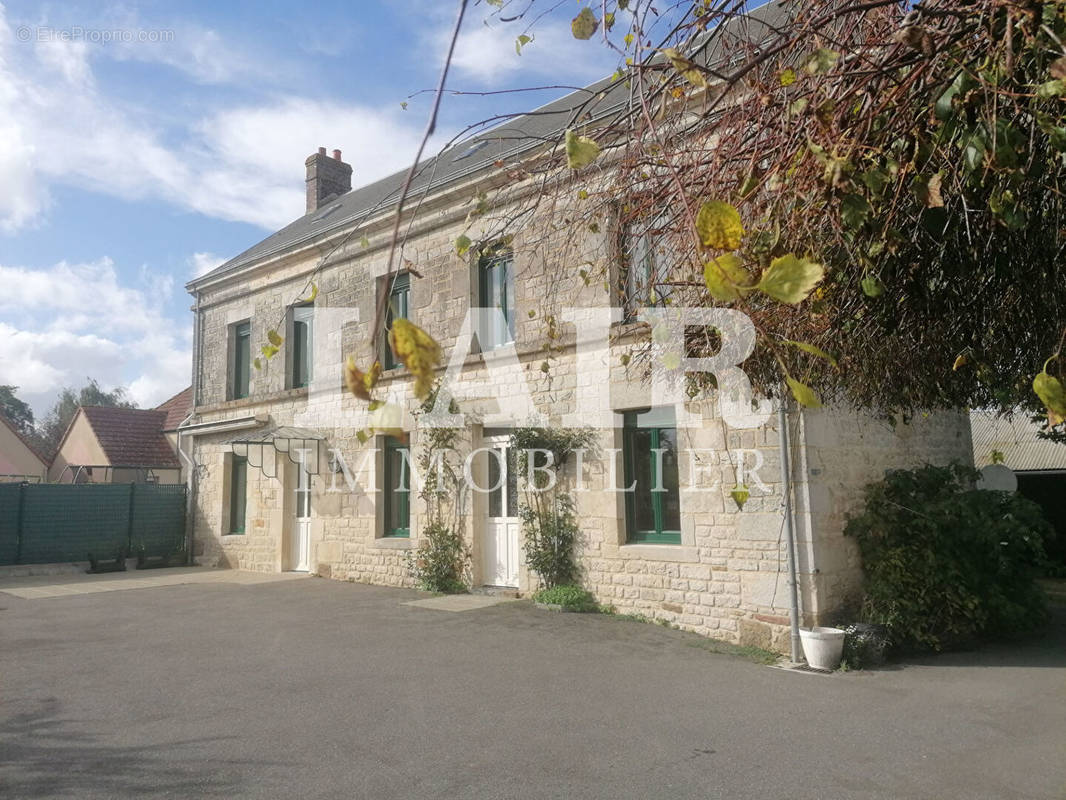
80,406,180,468
156,386,192,431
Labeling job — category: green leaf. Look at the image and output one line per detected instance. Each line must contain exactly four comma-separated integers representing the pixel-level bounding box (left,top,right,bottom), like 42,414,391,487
935,71,971,121
839,193,871,230
515,34,533,55
355,429,370,445
703,253,751,301
784,340,838,368
757,254,824,303
695,200,744,250
565,129,601,169
577,189,589,200
267,329,283,347
730,484,750,510
786,375,822,408
571,7,598,40
360,234,370,249
662,47,707,88
803,48,838,75
455,235,472,257
779,68,796,87
861,274,885,298
1037,79,1066,99
1034,370,1066,418
252,357,262,371
261,344,279,359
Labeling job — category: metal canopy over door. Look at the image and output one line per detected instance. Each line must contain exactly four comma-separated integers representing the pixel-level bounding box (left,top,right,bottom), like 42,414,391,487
482,434,519,588
291,464,311,572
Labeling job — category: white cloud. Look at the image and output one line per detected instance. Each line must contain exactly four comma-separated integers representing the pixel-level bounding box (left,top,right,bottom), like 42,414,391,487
0,7,428,233
441,17,619,87
0,258,190,415
188,252,225,278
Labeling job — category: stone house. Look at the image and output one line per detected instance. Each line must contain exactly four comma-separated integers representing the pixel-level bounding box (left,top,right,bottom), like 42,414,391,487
183,82,972,654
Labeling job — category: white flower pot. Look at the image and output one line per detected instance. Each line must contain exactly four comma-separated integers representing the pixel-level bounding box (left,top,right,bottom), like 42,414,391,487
799,626,846,671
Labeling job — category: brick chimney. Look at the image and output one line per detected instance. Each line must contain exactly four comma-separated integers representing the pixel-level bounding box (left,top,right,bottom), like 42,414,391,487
305,146,353,214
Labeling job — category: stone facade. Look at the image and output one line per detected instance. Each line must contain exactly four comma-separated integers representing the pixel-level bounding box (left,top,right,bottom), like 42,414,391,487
186,161,973,654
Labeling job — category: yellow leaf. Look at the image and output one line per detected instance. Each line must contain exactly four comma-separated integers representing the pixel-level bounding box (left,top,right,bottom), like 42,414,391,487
267,329,283,347
757,254,824,304
784,340,838,368
1034,370,1066,418
261,344,279,359
455,235,472,256
252,357,262,371
662,47,707,88
364,360,382,395
565,129,601,169
730,484,750,510
779,68,796,87
344,356,373,401
952,354,968,371
662,350,681,370
388,318,442,399
703,253,751,302
786,375,822,408
695,200,744,250
298,283,318,303
571,7,598,39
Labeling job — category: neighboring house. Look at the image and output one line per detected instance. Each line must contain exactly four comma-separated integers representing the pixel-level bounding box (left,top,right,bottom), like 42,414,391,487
50,404,185,485
182,13,971,652
0,414,49,482
971,410,1066,565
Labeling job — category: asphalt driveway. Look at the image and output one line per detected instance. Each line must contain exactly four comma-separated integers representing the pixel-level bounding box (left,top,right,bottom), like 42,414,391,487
1,571,1064,800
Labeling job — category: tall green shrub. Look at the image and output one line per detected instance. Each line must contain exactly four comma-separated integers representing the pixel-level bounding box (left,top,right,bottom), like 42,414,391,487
511,427,595,590
845,464,1052,651
407,386,470,593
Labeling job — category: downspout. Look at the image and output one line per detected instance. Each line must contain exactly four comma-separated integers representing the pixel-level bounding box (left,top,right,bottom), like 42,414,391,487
181,288,203,566
777,394,802,663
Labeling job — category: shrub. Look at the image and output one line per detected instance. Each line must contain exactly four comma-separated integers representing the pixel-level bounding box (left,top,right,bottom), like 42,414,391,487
531,584,598,612
408,520,469,594
520,495,579,589
845,463,1052,652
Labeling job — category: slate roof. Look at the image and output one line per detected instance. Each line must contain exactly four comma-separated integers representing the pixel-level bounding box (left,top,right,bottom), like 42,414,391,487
156,386,193,432
186,2,793,289
971,411,1066,472
80,406,181,468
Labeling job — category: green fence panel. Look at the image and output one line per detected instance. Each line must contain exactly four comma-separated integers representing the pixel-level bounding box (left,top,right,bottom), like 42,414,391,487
131,484,187,559
0,484,20,565
19,484,132,564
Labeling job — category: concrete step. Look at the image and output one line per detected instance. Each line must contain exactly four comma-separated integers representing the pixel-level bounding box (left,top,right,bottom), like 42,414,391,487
471,585,520,599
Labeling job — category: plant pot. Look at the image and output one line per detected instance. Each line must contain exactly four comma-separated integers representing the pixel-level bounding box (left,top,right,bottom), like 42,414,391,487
799,626,846,671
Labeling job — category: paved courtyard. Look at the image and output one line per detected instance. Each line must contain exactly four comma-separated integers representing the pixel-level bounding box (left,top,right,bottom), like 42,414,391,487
1,570,1063,799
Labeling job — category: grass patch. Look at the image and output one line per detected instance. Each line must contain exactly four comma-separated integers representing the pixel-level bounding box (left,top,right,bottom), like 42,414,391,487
531,585,598,612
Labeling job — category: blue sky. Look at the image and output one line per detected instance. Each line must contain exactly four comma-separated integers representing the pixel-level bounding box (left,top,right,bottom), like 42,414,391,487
0,0,622,417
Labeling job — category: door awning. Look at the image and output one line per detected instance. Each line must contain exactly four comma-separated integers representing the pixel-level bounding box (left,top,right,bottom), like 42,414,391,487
223,425,325,478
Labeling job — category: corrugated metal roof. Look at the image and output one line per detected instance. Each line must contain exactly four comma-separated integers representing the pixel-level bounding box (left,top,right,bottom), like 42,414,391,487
970,410,1066,472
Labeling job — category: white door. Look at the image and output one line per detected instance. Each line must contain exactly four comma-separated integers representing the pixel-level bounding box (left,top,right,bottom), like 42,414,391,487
291,466,311,572
483,438,519,587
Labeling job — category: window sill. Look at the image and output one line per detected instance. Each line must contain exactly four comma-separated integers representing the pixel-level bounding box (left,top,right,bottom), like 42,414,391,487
221,533,246,541
371,537,415,550
618,543,699,563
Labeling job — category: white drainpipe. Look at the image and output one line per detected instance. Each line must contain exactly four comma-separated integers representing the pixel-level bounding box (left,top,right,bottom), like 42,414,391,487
778,396,803,663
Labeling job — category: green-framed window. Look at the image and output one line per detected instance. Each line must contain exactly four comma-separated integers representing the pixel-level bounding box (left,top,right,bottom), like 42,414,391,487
229,454,248,534
383,272,411,369
382,437,410,538
291,304,314,389
232,322,251,400
478,248,515,349
623,408,681,544
622,215,674,321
